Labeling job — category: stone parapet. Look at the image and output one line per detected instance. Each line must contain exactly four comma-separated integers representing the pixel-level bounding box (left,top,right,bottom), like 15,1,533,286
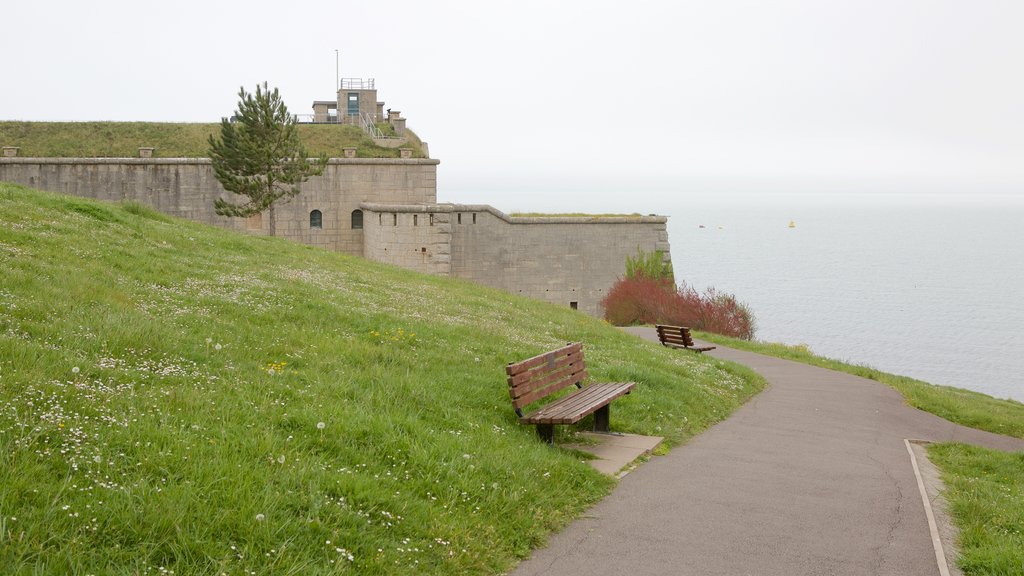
359,202,666,224
0,157,440,166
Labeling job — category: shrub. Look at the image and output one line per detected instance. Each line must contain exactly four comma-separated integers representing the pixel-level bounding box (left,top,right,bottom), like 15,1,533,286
679,285,757,341
625,249,674,283
601,278,756,340
602,276,682,326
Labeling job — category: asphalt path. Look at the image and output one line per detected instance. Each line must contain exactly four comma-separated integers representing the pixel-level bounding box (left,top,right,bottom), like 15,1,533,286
510,327,1024,576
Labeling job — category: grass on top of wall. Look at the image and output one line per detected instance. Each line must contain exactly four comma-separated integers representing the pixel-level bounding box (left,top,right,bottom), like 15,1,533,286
694,332,1024,439
0,182,764,575
509,213,647,219
0,121,425,158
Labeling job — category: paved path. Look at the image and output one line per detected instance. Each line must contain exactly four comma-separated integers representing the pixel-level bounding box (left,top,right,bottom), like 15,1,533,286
511,328,1024,576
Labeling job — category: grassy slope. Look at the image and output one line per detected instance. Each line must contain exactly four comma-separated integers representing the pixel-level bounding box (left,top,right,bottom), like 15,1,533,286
0,183,763,575
0,121,425,158
694,332,1024,439
928,444,1024,575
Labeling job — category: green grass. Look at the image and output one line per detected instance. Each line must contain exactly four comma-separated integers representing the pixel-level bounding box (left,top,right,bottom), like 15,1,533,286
928,443,1024,575
0,121,425,158
693,333,1024,439
0,183,764,575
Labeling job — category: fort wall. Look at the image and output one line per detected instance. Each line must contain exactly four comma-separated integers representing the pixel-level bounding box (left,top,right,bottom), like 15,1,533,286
1,157,671,318
0,157,439,255
361,205,453,277
362,204,671,316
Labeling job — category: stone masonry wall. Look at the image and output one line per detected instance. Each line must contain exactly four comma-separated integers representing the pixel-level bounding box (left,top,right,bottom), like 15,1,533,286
361,204,452,276
0,157,439,255
451,207,671,317
359,204,671,317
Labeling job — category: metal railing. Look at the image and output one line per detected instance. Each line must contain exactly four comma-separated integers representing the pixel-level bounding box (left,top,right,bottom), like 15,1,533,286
294,112,401,141
340,78,375,90
294,114,340,124
359,112,385,138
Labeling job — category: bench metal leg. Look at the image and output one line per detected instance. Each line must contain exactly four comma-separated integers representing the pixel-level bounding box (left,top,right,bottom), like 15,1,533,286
594,405,610,433
537,424,554,445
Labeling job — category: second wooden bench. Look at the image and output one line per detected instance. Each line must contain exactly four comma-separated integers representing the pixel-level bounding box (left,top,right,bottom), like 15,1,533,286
655,324,716,353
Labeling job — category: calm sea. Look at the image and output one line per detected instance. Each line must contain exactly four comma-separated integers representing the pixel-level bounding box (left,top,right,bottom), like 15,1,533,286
670,193,1024,402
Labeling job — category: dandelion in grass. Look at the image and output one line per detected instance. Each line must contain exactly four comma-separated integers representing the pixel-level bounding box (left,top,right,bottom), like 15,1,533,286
277,454,286,465
255,513,265,522
71,366,80,374
317,421,326,430
214,343,222,351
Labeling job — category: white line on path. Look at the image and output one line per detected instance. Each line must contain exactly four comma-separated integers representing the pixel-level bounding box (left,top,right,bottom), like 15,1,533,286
904,439,951,576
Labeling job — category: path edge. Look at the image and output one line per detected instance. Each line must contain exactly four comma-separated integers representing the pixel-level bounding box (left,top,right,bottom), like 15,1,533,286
904,438,954,576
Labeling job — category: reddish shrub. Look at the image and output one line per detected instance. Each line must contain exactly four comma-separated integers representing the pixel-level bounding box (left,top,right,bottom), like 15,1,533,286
601,277,681,327
601,278,756,340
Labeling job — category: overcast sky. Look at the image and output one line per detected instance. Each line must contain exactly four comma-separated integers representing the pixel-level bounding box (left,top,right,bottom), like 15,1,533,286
4,1,1023,212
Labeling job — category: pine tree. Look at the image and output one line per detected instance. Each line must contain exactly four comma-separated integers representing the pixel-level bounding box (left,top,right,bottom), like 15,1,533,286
208,82,328,236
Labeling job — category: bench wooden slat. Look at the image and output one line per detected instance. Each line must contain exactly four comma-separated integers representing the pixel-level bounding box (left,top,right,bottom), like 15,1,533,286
510,369,590,410
524,384,618,422
507,349,584,387
521,382,634,424
506,342,583,376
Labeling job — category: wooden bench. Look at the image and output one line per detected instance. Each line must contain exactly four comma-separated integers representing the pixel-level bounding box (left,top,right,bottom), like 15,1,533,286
506,342,635,444
655,324,716,353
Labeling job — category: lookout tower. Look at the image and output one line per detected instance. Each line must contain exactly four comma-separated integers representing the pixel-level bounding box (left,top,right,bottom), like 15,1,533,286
311,78,383,125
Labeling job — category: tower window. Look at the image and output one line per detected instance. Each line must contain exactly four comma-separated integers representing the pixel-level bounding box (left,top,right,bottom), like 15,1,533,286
413,214,418,226
310,210,323,229
351,209,363,229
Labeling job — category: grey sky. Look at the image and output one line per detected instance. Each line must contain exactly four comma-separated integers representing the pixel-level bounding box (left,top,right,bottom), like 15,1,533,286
4,1,1023,212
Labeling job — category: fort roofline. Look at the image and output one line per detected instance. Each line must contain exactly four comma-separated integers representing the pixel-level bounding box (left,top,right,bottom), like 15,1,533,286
359,202,666,224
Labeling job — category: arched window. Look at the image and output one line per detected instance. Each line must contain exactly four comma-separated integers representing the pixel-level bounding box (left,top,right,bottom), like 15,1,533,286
351,209,364,229
310,210,323,229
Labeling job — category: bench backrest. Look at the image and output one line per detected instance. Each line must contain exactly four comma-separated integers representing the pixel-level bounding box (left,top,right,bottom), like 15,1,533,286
506,342,588,415
656,324,695,347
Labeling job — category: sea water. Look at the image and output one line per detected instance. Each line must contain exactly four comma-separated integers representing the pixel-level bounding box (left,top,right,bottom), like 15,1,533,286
670,193,1024,402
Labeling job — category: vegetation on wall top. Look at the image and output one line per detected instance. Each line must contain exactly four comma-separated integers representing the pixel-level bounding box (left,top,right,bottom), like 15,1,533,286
0,121,425,159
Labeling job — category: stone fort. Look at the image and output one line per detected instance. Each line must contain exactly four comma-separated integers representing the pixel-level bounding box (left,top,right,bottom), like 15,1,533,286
0,79,671,317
